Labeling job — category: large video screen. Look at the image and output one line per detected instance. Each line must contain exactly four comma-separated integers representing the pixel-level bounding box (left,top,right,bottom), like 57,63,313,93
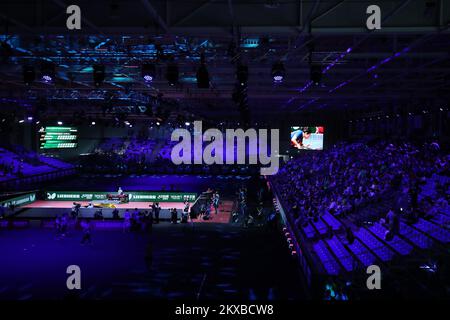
39,126,78,149
290,126,324,150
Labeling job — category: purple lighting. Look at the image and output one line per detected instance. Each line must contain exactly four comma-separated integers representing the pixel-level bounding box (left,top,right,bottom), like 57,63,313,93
322,48,353,74
329,80,351,93
297,81,313,94
367,46,411,74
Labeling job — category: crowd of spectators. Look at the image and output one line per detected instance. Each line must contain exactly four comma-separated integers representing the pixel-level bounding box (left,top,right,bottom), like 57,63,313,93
1,146,73,181
272,141,449,229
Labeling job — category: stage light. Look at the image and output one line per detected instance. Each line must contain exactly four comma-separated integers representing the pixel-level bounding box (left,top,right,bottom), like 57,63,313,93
23,65,35,85
93,64,105,87
91,121,96,125
142,63,156,82
273,75,283,82
156,121,160,126
236,64,248,84
166,63,179,86
185,121,190,126
196,64,210,88
19,119,25,123
310,64,322,85
271,62,285,83
27,116,33,121
57,121,63,125
41,61,55,83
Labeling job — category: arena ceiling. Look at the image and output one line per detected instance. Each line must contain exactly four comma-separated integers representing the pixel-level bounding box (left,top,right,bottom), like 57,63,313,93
0,0,449,118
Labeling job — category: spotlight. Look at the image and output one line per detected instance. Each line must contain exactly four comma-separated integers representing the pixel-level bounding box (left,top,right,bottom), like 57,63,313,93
142,63,156,82
166,63,179,86
19,119,25,123
236,64,248,84
310,64,322,85
271,62,285,83
57,121,63,125
196,64,210,88
185,121,190,126
23,65,35,85
41,61,55,83
91,121,96,125
27,116,33,121
156,121,161,126
93,64,105,87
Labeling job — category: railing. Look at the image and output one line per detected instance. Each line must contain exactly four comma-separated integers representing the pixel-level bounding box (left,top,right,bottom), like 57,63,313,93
271,190,315,289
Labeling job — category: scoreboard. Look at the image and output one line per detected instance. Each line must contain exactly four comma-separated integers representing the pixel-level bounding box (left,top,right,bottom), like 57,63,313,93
39,126,78,149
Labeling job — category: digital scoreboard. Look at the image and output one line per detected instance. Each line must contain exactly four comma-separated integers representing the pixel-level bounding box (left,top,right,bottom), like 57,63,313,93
39,126,78,149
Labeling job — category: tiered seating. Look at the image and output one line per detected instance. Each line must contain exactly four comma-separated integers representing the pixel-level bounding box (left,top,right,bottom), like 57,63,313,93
354,228,395,262
0,173,15,181
95,138,126,154
302,223,316,239
413,218,450,243
270,141,449,277
431,213,450,226
369,222,413,255
420,174,450,200
321,212,342,231
399,222,432,249
313,240,341,275
39,155,74,169
126,138,157,162
345,238,377,267
312,218,328,236
0,147,74,187
158,140,178,160
0,147,54,176
325,236,356,272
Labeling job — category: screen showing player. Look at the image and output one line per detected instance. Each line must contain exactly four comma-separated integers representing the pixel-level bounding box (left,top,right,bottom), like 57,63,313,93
290,126,324,150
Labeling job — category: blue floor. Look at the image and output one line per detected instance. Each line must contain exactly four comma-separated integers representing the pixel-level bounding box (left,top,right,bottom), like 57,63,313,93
0,222,305,300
